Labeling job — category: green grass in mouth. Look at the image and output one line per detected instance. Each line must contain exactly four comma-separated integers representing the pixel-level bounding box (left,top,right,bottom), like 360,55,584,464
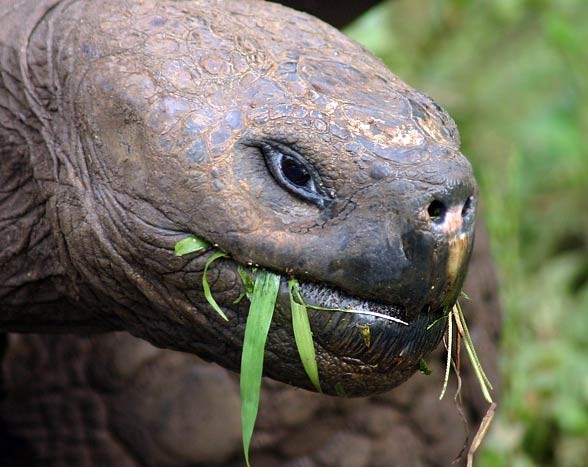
437,298,496,467
239,269,280,467
175,236,321,466
174,235,210,256
174,235,494,466
288,279,322,393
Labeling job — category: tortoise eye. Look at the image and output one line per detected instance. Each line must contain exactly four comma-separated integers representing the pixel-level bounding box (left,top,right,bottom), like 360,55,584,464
260,142,331,208
281,155,311,187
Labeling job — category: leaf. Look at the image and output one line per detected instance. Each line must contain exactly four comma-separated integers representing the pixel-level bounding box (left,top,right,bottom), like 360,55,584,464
240,270,280,467
234,266,256,304
419,357,432,376
238,266,256,297
202,251,230,321
174,236,210,256
288,279,322,393
357,324,371,348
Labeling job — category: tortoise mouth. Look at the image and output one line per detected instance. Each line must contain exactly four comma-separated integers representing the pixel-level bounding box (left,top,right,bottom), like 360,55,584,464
194,254,452,396
267,275,448,395
295,280,411,325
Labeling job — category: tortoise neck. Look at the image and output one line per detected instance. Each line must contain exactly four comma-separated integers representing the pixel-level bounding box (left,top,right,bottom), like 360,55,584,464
0,136,97,332
0,0,113,333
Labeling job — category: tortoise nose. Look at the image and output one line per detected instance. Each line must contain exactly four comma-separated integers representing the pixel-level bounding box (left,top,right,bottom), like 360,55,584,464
426,189,476,237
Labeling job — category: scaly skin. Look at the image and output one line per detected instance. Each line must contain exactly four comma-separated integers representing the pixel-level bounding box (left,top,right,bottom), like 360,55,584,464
1,0,477,396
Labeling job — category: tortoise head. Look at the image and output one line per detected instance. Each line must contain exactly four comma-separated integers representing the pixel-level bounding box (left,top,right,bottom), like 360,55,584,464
36,0,477,396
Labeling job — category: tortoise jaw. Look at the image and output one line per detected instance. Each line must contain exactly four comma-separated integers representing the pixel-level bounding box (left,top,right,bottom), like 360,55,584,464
188,220,474,397
270,277,449,396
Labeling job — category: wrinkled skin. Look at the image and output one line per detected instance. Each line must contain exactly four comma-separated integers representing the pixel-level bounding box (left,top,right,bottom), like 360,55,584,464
0,0,477,396
0,227,502,466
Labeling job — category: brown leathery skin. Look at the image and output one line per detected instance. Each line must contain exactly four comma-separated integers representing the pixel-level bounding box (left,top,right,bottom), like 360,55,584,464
1,0,477,395
0,224,501,466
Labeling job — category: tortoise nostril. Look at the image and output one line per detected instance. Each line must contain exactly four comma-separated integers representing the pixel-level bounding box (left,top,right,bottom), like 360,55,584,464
427,200,446,223
461,196,473,217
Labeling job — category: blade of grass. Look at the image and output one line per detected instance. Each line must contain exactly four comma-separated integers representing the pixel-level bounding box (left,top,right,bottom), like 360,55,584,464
467,402,497,467
426,312,449,330
240,270,280,467
202,251,229,321
298,301,408,325
334,382,347,398
439,300,496,467
455,301,493,390
174,236,210,256
290,286,407,325
453,303,494,402
439,308,453,400
234,266,256,304
288,279,321,393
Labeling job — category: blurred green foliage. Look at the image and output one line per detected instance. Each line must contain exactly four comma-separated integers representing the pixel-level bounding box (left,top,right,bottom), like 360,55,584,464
346,1,588,465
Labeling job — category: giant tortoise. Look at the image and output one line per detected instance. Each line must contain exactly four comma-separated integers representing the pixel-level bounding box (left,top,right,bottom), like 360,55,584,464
0,0,501,465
